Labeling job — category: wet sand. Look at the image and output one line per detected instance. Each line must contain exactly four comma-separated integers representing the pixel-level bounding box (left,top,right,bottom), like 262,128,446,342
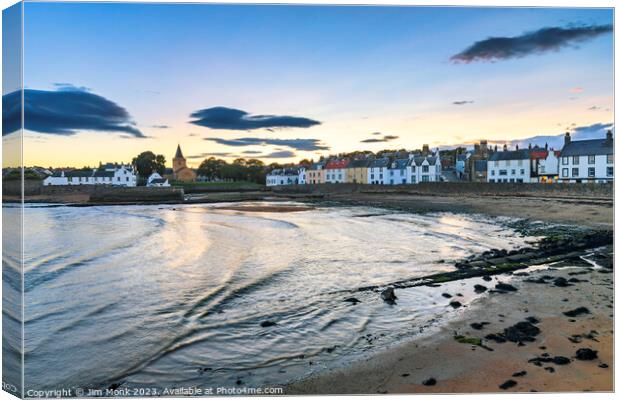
287,257,613,394
213,204,315,212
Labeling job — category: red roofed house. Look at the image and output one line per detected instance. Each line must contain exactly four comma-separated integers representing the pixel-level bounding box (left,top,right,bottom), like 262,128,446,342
530,144,560,183
325,159,349,183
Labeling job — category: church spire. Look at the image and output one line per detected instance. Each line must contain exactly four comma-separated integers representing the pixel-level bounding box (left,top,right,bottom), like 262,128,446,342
175,144,184,159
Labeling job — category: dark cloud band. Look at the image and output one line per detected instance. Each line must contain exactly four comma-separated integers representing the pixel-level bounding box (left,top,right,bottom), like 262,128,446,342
2,87,144,137
190,106,321,130
361,134,399,143
451,24,612,63
205,137,329,151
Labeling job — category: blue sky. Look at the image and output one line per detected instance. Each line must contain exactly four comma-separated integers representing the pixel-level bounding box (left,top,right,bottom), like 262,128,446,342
16,2,614,166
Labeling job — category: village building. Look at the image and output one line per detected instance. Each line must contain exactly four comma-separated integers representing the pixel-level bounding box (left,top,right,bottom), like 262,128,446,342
171,144,197,182
471,160,487,182
529,144,560,183
346,159,371,183
558,131,613,183
306,161,326,184
455,153,469,179
298,167,307,185
367,157,389,184
325,159,348,183
265,168,300,186
147,172,170,187
387,158,408,185
487,146,532,183
43,164,137,186
408,155,442,183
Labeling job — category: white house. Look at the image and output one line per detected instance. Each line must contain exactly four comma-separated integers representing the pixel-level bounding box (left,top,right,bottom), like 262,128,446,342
298,167,307,185
43,165,137,186
455,153,469,179
367,157,389,184
530,146,560,183
147,172,170,187
558,131,613,183
408,155,442,183
325,159,348,183
386,158,409,185
487,147,532,183
266,168,300,186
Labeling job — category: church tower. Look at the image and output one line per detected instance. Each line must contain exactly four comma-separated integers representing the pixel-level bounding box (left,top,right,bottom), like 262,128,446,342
173,144,187,173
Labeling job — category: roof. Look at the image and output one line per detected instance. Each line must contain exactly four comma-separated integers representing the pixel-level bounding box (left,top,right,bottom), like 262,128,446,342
489,149,531,161
456,154,467,161
268,168,299,176
369,158,390,168
66,170,94,178
150,178,167,184
175,144,184,159
93,170,115,178
560,138,613,157
325,159,349,169
474,160,487,172
426,156,438,165
348,159,371,168
390,158,409,169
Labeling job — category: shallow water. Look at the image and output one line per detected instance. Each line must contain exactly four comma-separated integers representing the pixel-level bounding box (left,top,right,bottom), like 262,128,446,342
5,202,537,392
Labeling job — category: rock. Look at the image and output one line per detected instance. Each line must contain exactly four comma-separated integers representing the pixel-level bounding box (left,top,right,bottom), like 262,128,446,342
449,301,462,309
599,363,609,368
544,367,555,373
441,293,452,298
470,322,490,330
563,307,590,317
552,356,571,365
495,282,518,292
482,276,492,282
422,378,436,386
485,333,507,343
499,380,517,390
503,321,541,343
528,356,570,366
474,284,487,293
344,297,360,304
260,320,277,327
512,371,527,377
553,277,572,287
575,348,598,360
236,379,243,385
381,287,397,303
525,316,540,324
401,373,410,377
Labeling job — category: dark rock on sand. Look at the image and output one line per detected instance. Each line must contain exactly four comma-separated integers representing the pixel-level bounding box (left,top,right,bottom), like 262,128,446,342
503,321,540,343
449,301,462,309
544,367,555,373
485,333,507,343
474,284,487,293
599,363,609,368
528,356,570,366
525,316,540,324
344,297,360,304
441,293,452,298
552,356,571,365
553,277,572,287
575,348,598,360
482,276,492,282
563,307,590,317
512,371,527,377
470,322,490,330
422,378,437,386
499,380,517,390
495,282,518,292
260,320,277,327
381,287,397,303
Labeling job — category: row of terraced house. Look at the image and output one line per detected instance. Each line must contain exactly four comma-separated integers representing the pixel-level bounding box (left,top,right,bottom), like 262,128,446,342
266,151,442,186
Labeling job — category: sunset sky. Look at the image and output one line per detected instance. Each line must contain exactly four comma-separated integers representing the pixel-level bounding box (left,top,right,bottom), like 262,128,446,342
3,3,614,168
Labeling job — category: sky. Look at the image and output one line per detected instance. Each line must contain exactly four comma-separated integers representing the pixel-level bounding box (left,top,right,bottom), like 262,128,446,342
3,2,614,168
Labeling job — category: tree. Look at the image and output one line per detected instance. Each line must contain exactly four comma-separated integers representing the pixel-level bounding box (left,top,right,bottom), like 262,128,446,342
132,151,166,179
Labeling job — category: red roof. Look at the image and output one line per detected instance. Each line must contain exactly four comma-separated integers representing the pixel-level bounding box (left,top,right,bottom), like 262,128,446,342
326,159,349,169
530,150,548,160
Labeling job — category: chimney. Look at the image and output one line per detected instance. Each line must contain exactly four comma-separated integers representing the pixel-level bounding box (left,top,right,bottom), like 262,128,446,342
545,142,548,150
516,144,519,150
564,132,571,146
503,144,507,151
606,130,613,142
528,143,532,150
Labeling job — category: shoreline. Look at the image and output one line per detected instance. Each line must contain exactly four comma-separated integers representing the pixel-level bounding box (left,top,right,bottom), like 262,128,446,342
286,243,613,394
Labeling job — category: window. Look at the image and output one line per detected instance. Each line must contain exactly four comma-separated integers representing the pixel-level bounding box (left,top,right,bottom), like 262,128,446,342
509,178,515,183
588,167,595,178
573,156,579,165
411,176,416,183
572,168,579,177
370,174,374,180
400,170,404,176
489,179,494,183
588,155,596,164
540,166,545,174
411,166,416,172
499,170,507,176
562,157,568,165
422,175,429,182
607,167,613,177
491,170,495,176
402,179,406,184
562,168,568,177
517,179,523,183
390,170,394,176
422,165,429,173
607,154,614,164
511,169,516,175
379,174,383,179
520,169,525,175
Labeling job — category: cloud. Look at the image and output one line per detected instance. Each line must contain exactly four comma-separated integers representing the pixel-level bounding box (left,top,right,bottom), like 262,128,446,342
360,134,399,143
452,100,474,105
150,124,170,129
2,87,145,138
372,131,382,135
588,105,601,111
262,150,296,158
451,24,612,63
242,150,262,154
53,83,92,92
189,106,321,130
205,137,329,151
187,152,233,159
569,87,584,94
